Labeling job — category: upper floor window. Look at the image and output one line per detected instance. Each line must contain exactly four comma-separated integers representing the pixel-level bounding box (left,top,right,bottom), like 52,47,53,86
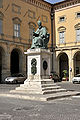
59,31,65,44
14,24,20,37
76,29,80,41
59,16,65,22
28,22,36,42
77,12,80,18
29,25,35,41
12,17,21,38
75,23,80,42
58,26,66,44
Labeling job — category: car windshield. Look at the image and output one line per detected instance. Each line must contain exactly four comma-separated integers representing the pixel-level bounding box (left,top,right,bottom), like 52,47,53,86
75,74,80,77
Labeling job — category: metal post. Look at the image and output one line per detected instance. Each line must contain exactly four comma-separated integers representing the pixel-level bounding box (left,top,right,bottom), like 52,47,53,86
50,7,54,73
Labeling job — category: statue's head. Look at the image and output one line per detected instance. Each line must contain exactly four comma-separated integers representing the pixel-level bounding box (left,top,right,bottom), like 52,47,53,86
37,20,42,28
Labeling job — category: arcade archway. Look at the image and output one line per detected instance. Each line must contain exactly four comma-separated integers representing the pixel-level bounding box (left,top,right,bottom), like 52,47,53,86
74,51,80,75
10,48,23,75
59,53,69,80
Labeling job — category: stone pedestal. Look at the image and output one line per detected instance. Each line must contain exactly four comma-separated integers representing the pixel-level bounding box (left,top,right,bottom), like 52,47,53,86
25,48,51,80
14,48,52,94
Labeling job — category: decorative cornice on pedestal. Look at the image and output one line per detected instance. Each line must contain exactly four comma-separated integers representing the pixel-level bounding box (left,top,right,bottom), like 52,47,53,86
53,0,80,11
21,0,51,12
24,48,51,55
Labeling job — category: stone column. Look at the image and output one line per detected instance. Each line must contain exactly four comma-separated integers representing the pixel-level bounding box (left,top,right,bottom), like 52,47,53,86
21,54,26,76
69,50,73,82
18,49,26,76
72,58,74,79
2,48,10,82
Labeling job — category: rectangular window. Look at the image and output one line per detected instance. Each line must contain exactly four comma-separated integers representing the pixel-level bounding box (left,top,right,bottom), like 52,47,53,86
14,24,20,37
0,19,2,34
76,29,80,41
29,26,35,42
59,31,65,44
59,16,65,22
77,13,80,18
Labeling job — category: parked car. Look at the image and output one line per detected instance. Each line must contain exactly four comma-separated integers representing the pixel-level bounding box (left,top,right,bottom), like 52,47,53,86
5,73,26,84
72,74,80,84
50,72,61,82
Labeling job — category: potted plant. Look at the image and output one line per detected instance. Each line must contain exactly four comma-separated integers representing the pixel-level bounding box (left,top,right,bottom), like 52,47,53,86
62,70,69,81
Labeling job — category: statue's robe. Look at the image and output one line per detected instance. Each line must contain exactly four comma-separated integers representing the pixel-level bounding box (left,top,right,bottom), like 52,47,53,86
31,27,47,49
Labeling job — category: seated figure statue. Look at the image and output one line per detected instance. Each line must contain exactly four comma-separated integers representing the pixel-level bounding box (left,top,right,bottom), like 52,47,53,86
31,20,50,49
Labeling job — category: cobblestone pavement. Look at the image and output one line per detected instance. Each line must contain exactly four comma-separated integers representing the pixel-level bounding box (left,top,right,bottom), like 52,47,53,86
0,82,80,120
57,81,80,92
0,95,80,120
0,84,20,93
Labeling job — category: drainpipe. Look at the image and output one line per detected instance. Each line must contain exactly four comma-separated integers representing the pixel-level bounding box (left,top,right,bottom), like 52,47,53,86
50,7,54,73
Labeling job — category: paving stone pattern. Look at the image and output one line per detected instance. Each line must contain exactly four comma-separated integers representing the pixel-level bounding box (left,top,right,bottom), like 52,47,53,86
0,83,80,120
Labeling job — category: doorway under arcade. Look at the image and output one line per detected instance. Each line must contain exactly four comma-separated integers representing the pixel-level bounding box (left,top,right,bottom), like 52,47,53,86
58,53,69,81
10,48,23,75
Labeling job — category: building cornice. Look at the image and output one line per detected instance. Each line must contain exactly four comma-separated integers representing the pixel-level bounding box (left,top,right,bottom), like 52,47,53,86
55,44,80,51
53,0,80,11
21,0,51,12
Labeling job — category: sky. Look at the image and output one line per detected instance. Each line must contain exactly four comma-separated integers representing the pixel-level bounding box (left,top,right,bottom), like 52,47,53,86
44,0,65,4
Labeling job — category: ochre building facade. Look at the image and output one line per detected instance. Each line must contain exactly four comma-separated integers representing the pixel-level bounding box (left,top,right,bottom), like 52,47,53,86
0,0,51,82
53,0,80,81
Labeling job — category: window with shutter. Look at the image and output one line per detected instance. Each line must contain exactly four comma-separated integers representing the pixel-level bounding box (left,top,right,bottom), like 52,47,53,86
14,24,20,37
76,29,80,41
29,25,35,42
59,31,65,44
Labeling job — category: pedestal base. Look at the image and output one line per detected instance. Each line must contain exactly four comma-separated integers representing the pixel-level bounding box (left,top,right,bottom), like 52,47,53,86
10,78,80,101
14,78,56,94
